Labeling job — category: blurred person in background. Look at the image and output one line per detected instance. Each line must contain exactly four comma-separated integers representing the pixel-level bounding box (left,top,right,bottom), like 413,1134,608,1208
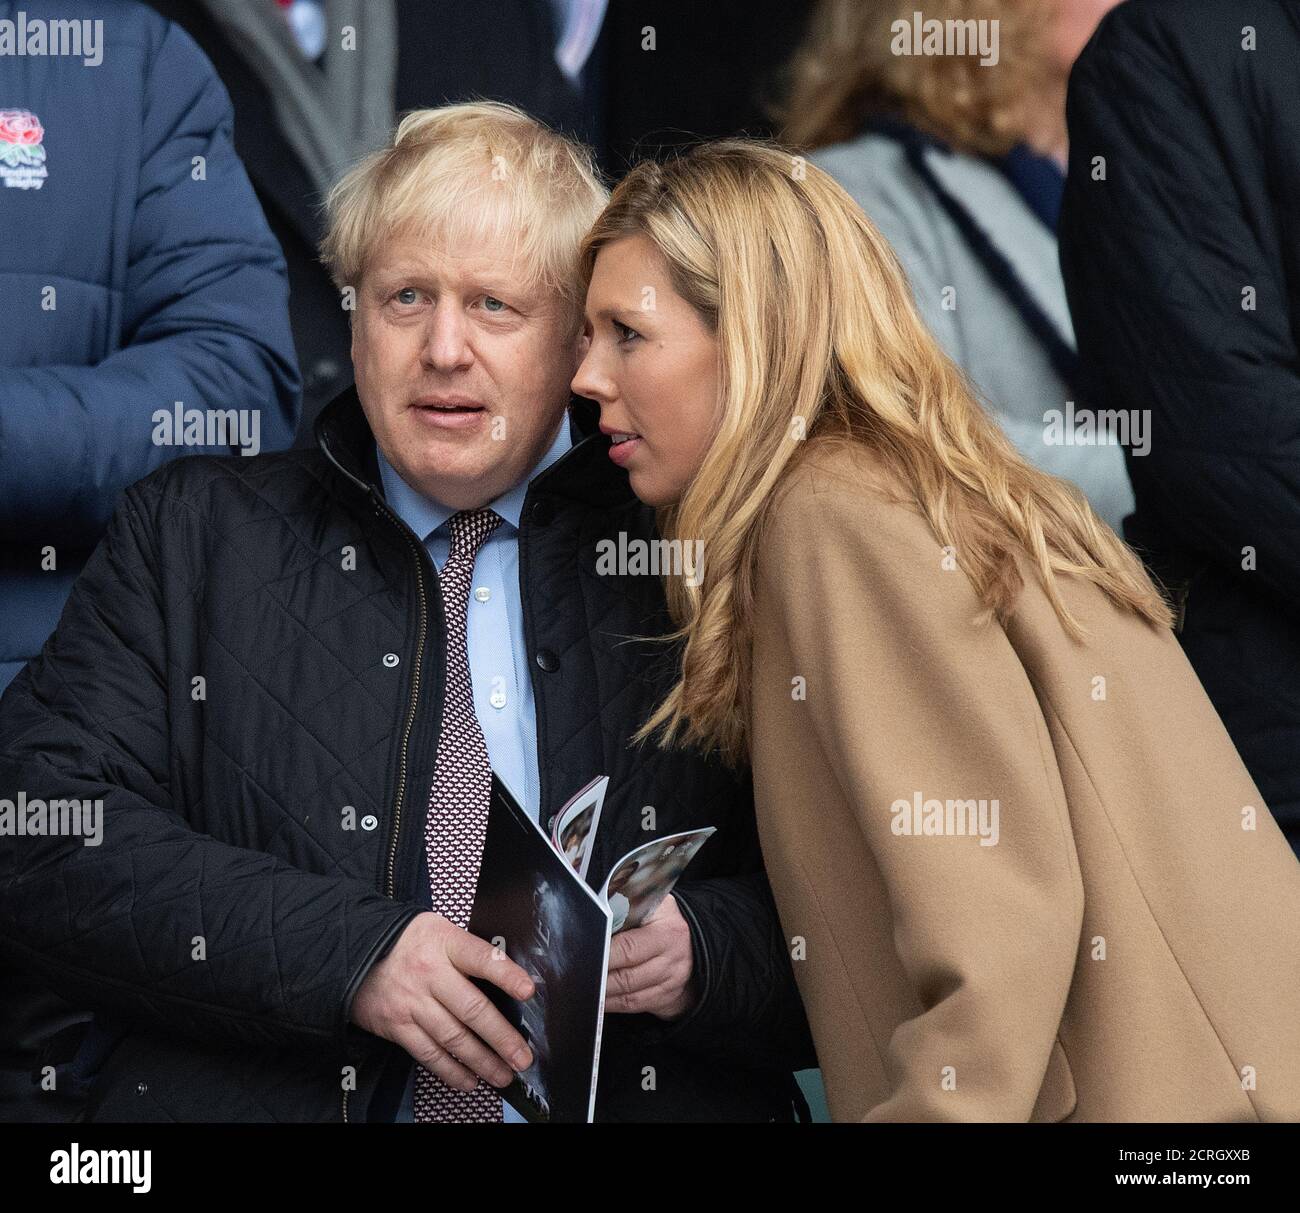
1060,0,1300,857
778,0,1132,532
0,0,299,1117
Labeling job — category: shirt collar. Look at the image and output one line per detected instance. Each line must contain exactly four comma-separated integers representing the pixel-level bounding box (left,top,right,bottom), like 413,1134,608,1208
375,415,574,541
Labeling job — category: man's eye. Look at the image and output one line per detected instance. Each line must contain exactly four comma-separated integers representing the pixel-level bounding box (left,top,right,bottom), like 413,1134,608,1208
614,320,641,344
394,288,419,305
483,296,507,313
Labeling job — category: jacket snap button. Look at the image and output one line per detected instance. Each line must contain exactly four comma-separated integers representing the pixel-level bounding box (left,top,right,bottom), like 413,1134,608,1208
530,497,554,526
135,1082,148,1096
546,814,556,831
535,649,559,673
382,653,399,668
361,815,378,831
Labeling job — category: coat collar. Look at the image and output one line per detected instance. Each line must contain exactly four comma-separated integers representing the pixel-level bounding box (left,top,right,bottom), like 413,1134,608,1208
314,384,638,513
863,117,1076,354
918,142,1076,351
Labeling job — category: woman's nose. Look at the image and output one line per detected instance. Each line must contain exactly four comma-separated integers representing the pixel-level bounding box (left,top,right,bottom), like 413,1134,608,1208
571,348,608,402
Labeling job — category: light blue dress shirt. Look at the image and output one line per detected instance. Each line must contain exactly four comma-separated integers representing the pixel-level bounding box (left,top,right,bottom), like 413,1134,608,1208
377,417,573,1123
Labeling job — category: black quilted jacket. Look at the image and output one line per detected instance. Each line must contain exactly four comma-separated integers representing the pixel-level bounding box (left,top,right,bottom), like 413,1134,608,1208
0,388,815,1123
1059,0,1300,854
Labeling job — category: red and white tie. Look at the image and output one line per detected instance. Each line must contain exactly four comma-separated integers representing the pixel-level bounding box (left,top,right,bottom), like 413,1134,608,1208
413,508,505,1123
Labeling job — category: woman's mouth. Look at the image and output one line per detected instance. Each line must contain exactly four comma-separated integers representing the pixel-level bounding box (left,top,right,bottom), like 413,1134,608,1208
607,432,642,466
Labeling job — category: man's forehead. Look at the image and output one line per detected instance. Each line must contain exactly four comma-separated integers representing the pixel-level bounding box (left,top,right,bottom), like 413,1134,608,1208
369,228,538,291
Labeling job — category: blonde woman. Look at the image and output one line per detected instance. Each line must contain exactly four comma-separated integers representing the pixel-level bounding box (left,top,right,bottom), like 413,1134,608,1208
571,141,1300,1122
779,0,1133,531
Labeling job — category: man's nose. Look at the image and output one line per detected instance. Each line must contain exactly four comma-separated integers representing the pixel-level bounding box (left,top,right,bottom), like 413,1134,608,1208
421,302,473,373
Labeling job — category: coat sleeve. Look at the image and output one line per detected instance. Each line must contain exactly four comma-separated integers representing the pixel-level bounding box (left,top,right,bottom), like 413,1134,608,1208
0,18,300,548
758,464,1084,1120
643,813,819,1074
1059,2,1300,601
0,481,420,1052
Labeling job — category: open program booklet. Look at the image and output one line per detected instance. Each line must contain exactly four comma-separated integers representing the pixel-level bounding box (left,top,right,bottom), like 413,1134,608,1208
466,775,714,1123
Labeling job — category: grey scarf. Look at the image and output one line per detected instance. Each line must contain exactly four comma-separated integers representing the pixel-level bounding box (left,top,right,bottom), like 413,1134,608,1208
199,0,398,203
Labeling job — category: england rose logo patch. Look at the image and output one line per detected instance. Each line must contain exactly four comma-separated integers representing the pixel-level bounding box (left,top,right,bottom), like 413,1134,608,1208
0,109,47,189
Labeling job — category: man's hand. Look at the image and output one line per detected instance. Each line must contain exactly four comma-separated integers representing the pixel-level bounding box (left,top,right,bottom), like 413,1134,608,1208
604,894,697,1019
350,911,535,1092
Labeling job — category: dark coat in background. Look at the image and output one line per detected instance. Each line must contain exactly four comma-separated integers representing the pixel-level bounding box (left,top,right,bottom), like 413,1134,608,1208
1059,0,1300,855
596,0,815,172
0,389,815,1123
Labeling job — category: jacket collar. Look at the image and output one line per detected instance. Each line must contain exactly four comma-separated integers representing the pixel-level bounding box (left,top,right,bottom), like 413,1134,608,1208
863,117,1076,354
314,383,638,513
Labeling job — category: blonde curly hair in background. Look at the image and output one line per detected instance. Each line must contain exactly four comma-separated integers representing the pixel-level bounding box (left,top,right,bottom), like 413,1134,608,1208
778,0,1056,155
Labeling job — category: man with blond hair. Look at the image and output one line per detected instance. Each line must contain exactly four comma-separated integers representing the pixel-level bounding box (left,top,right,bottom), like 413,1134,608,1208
0,103,814,1123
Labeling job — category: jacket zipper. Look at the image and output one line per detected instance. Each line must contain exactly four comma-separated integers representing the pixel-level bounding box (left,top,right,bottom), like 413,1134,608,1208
343,505,431,1124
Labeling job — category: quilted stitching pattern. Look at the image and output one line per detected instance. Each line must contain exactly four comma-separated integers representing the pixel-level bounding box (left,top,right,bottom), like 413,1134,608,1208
0,393,814,1121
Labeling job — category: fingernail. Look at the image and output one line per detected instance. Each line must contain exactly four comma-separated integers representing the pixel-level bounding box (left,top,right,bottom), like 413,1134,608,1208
514,1050,531,1068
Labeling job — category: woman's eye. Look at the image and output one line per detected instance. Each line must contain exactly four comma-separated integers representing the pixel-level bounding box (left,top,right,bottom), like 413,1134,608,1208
614,320,641,344
394,288,419,305
483,296,507,313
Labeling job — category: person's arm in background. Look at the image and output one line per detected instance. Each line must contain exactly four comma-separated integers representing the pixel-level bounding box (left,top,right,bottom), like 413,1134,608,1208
759,466,1083,1120
0,18,300,548
0,473,414,1052
1059,1,1300,603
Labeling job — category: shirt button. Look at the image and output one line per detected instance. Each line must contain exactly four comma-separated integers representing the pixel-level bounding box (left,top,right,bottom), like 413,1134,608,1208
489,687,508,709
361,815,378,831
474,586,491,603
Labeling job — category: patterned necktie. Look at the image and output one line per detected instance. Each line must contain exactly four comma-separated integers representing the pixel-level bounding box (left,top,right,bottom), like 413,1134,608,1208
414,507,505,1123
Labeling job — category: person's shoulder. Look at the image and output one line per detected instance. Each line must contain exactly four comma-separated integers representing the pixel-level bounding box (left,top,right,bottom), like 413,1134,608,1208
757,437,988,630
764,436,931,557
126,449,338,532
811,132,923,214
811,131,909,181
1079,0,1255,78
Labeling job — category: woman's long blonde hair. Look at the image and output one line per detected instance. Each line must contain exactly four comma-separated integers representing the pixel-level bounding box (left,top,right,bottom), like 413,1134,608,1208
579,141,1172,767
778,0,1055,154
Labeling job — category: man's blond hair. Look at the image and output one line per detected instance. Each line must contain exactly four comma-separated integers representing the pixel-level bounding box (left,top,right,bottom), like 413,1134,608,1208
321,102,608,331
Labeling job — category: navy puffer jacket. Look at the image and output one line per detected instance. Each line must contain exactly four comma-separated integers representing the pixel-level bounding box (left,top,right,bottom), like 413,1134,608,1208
0,0,300,691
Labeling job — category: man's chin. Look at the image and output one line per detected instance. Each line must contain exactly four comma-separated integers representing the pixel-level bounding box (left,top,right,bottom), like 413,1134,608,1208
395,445,511,510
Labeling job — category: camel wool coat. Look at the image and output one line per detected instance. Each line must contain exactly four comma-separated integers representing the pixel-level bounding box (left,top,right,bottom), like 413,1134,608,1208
748,438,1300,1122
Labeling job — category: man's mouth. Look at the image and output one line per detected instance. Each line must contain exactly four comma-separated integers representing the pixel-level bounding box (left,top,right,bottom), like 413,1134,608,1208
412,397,485,414
410,396,488,430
